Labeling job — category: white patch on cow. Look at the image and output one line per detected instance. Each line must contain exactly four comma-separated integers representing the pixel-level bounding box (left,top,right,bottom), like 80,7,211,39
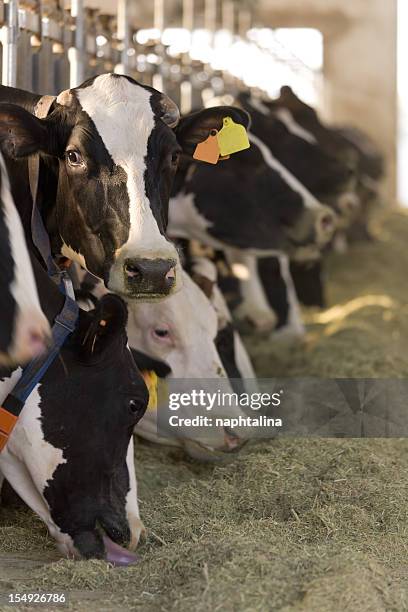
273,254,305,338
0,153,50,365
128,271,223,380
61,242,87,270
168,192,214,242
247,97,270,116
0,375,74,555
225,249,277,332
76,75,178,266
248,132,321,211
125,436,144,550
274,108,318,144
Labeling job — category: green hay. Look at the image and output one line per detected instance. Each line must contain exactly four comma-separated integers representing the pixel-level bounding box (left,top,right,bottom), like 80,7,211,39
1,211,408,611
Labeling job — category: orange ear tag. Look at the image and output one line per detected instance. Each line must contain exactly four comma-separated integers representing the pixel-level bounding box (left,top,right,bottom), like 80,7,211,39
193,129,220,164
217,117,250,156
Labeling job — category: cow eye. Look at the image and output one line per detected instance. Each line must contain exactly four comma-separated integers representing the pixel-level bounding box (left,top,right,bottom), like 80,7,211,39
66,150,83,166
128,399,140,413
154,328,169,339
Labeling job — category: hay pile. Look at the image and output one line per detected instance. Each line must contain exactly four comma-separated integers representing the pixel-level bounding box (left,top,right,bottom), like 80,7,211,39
1,210,408,612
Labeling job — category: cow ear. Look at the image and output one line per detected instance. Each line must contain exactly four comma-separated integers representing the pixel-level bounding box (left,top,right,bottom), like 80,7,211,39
130,348,172,378
80,294,128,361
0,103,53,158
175,106,250,157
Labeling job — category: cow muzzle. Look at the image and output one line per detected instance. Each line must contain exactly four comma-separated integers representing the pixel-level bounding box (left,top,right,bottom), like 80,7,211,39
124,258,177,299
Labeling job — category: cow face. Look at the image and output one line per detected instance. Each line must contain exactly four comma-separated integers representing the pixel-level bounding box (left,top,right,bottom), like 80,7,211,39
0,153,50,366
0,295,148,560
125,271,248,460
0,77,250,301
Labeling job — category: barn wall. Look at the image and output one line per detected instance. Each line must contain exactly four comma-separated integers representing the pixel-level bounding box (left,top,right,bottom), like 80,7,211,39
257,0,398,203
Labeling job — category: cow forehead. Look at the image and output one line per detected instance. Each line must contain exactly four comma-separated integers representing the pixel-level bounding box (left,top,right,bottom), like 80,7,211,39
74,74,156,164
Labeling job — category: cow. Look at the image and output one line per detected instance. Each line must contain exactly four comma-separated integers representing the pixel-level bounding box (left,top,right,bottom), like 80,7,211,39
74,259,255,462
0,152,50,366
260,87,385,242
0,255,148,563
0,74,249,300
239,91,359,225
169,125,336,330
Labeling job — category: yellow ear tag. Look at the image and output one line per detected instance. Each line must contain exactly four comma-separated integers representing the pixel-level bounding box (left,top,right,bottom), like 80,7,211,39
141,370,158,411
217,117,250,157
193,129,220,164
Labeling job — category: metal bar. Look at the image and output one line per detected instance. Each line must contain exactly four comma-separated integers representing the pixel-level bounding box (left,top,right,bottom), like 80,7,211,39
117,0,129,74
222,0,234,34
205,0,216,33
2,0,19,87
154,0,164,33
69,0,85,87
183,0,194,32
238,7,251,38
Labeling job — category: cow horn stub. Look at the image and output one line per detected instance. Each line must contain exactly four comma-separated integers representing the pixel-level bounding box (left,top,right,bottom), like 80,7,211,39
160,94,180,128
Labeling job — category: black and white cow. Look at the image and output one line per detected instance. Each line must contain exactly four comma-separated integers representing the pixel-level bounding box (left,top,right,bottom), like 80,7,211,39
0,74,249,300
239,92,359,224
74,258,255,462
0,152,50,366
0,255,148,562
169,122,336,330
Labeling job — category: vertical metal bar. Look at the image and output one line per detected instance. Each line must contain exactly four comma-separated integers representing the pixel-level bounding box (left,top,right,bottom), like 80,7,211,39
183,0,193,32
238,8,251,38
154,0,164,33
2,0,19,87
205,0,216,34
69,0,85,87
117,0,129,74
222,0,234,34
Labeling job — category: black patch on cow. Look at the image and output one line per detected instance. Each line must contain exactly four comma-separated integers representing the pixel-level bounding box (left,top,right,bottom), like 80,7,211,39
215,323,245,394
290,260,326,308
130,349,172,378
257,257,290,328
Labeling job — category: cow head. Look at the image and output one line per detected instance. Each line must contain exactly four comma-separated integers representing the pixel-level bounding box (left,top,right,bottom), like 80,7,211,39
0,75,247,300
126,270,250,461
0,294,148,561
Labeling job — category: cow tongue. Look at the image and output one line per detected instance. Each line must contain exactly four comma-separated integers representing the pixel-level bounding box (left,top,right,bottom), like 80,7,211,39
103,535,139,566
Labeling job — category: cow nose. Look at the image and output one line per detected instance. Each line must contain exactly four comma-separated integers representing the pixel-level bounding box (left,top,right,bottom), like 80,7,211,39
315,206,337,246
124,258,177,297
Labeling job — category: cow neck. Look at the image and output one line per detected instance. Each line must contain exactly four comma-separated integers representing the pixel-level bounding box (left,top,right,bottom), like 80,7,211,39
28,96,58,280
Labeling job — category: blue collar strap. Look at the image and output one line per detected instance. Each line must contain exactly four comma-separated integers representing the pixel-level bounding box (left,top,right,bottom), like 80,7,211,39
0,294,79,452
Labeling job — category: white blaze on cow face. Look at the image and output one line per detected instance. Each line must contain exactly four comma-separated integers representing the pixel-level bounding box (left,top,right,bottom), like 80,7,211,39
73,74,181,297
0,154,50,366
